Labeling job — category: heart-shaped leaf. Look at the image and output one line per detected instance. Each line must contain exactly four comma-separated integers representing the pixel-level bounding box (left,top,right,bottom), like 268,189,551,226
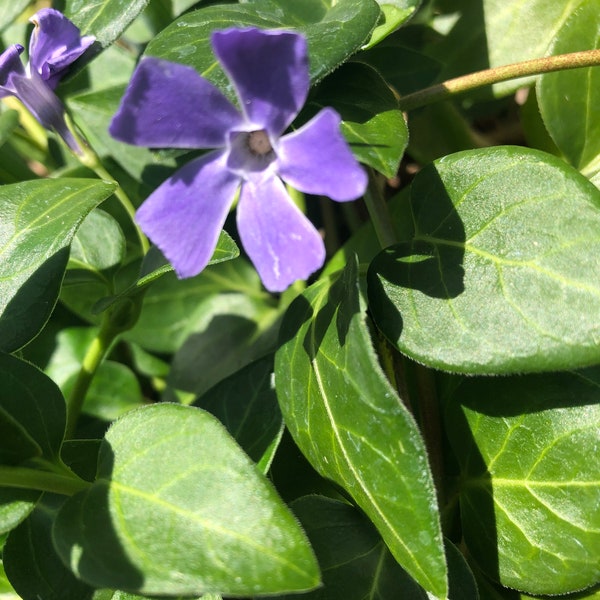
368,146,600,374
53,403,320,597
444,369,600,595
0,178,116,352
275,260,447,598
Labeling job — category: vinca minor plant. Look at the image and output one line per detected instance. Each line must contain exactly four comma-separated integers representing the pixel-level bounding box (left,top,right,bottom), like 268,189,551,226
0,1,598,599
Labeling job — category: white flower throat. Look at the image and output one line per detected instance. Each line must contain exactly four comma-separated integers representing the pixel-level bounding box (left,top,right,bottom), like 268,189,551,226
247,130,273,155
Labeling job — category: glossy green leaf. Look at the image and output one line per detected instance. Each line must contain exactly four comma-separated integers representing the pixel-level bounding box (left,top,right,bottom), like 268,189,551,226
282,496,478,599
53,403,320,596
0,178,116,352
537,0,600,182
69,209,126,276
275,260,447,598
444,369,600,595
4,496,95,600
310,62,407,178
62,232,238,321
194,355,282,465
125,258,272,353
363,0,420,49
0,353,66,462
146,0,380,89
167,290,280,399
0,488,41,536
64,0,150,47
368,146,600,374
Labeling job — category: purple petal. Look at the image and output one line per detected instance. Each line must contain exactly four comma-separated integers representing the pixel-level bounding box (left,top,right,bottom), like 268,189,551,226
28,9,94,89
110,57,243,149
277,108,367,201
237,175,325,292
136,150,240,278
211,28,309,136
11,69,80,152
0,45,25,94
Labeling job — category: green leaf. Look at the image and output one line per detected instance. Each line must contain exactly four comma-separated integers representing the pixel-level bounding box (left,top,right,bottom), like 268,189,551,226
166,287,281,399
53,403,320,596
368,146,600,374
194,356,282,465
363,0,420,50
358,39,442,96
0,178,116,352
310,62,407,178
0,353,66,462
63,0,150,47
0,1,31,33
537,0,600,182
275,260,447,598
145,0,381,89
282,496,478,599
69,209,126,276
4,496,95,600
44,327,144,422
444,369,600,595
0,110,19,146
0,488,41,536
125,258,270,354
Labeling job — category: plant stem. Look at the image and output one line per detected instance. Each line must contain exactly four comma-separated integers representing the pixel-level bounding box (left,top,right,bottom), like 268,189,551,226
363,169,398,249
399,48,600,111
65,315,119,438
0,465,90,496
414,364,445,505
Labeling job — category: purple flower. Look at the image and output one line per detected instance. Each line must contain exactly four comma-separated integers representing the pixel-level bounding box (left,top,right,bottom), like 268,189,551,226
0,9,94,153
109,27,367,292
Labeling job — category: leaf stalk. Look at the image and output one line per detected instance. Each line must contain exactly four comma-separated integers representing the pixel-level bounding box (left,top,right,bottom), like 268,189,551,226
399,48,600,111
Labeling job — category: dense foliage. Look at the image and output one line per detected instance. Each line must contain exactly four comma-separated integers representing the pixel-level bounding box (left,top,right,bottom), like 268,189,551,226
0,1,599,599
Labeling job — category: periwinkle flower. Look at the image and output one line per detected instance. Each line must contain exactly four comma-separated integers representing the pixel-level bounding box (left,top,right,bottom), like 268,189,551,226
109,27,367,292
0,8,94,153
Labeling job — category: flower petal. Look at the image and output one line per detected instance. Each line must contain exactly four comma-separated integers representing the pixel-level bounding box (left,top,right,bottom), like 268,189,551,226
278,108,367,201
28,9,94,89
237,175,325,292
136,150,240,278
11,69,80,152
211,28,309,136
0,45,25,94
110,57,243,149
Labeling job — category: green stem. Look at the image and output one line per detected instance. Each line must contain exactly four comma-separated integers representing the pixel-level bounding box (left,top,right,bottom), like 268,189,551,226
399,48,600,111
0,465,90,496
363,169,398,249
65,315,120,438
65,115,150,254
414,364,445,505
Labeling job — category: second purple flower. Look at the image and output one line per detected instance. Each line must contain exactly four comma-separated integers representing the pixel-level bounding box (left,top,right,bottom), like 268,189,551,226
110,27,367,292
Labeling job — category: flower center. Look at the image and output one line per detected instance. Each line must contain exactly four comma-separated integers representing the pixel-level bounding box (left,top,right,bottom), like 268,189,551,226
247,130,272,155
